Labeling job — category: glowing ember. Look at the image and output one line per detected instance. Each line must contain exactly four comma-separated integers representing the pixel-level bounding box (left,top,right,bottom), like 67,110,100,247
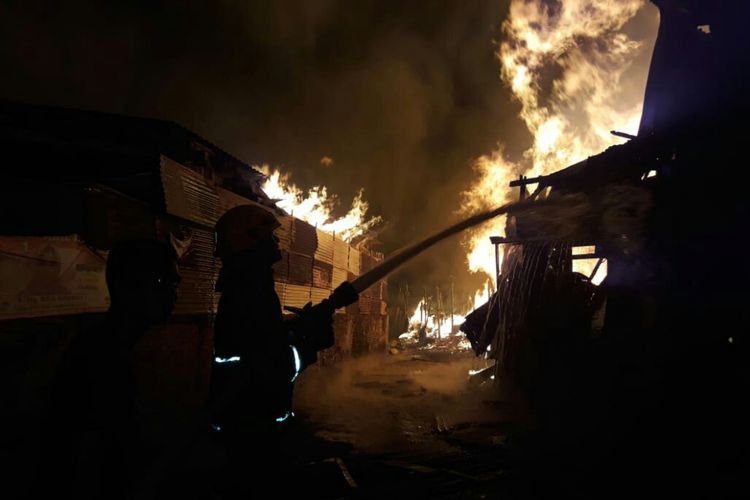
460,0,656,287
259,165,381,241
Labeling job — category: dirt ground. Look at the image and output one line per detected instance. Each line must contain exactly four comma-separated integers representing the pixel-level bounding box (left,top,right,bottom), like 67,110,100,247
283,341,530,499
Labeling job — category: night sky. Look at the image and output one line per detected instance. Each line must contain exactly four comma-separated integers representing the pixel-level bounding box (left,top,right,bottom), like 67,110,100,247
0,1,533,300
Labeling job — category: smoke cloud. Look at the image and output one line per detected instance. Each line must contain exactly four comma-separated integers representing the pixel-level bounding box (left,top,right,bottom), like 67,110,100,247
0,0,659,315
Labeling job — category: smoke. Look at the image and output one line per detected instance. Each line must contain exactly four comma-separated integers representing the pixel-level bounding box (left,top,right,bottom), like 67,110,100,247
0,0,521,296
0,0,659,314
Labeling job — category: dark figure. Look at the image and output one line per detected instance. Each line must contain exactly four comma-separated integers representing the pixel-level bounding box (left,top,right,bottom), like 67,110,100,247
41,240,179,499
209,204,333,494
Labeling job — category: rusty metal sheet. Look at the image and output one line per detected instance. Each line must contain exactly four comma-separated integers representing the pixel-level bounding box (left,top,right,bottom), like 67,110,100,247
333,238,349,270
170,224,219,315
275,215,294,250
312,260,333,289
359,252,377,274
332,267,348,288
272,249,290,283
274,281,286,306
283,284,311,308
160,156,220,227
357,297,378,314
291,219,317,256
310,287,330,304
217,186,252,215
314,229,334,264
288,253,313,285
348,247,361,275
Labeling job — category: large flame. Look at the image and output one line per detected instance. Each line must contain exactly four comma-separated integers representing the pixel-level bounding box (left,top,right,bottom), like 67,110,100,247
259,165,382,241
461,0,656,282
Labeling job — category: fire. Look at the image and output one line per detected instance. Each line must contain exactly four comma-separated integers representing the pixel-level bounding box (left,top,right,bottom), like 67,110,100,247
405,298,467,339
461,0,656,285
258,165,382,241
402,286,493,343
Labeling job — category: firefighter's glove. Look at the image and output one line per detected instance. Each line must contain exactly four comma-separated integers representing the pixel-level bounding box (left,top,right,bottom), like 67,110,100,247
286,300,335,366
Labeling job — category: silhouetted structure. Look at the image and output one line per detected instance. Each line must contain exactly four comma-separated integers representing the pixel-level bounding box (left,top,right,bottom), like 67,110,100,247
463,1,750,495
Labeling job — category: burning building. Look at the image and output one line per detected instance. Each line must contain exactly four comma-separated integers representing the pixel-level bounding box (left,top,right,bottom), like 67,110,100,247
459,0,750,492
0,100,388,425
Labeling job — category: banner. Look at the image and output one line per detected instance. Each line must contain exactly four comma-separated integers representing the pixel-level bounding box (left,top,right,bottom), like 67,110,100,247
0,235,109,320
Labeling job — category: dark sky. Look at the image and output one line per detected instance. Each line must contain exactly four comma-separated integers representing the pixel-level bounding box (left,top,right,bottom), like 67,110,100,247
0,0,531,301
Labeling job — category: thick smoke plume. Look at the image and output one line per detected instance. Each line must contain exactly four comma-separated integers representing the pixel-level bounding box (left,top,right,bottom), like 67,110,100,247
0,0,659,315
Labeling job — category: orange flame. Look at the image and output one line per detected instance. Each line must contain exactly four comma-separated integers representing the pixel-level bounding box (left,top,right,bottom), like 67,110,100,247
259,165,382,241
461,0,656,284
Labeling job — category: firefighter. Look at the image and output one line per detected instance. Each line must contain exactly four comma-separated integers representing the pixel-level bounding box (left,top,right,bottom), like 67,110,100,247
209,203,334,493
41,239,180,499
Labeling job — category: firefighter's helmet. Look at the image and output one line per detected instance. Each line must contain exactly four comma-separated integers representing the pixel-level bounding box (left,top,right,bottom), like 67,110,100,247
214,204,280,258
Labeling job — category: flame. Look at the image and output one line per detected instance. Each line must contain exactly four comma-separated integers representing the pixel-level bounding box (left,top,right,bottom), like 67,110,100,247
461,0,655,285
402,285,494,343
405,298,467,339
258,165,382,241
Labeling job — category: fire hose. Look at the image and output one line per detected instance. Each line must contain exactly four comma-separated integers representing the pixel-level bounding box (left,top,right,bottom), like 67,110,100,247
283,195,573,356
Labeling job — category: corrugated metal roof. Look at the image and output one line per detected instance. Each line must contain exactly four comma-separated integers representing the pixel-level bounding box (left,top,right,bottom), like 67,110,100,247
161,156,220,227
0,100,267,194
314,229,334,264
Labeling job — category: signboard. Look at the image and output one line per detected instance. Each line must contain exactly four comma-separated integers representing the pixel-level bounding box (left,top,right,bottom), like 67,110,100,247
0,235,109,320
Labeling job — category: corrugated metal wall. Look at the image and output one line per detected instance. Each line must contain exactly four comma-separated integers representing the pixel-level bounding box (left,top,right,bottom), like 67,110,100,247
161,156,220,227
169,226,218,316
159,154,388,360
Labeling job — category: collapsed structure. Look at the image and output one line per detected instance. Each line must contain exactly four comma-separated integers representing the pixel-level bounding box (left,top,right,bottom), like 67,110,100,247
462,0,750,487
0,102,387,422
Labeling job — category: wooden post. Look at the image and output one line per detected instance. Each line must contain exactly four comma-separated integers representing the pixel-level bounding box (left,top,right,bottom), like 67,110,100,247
450,280,455,335
435,286,443,338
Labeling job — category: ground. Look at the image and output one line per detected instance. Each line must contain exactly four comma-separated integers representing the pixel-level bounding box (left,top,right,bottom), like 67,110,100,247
283,340,530,499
